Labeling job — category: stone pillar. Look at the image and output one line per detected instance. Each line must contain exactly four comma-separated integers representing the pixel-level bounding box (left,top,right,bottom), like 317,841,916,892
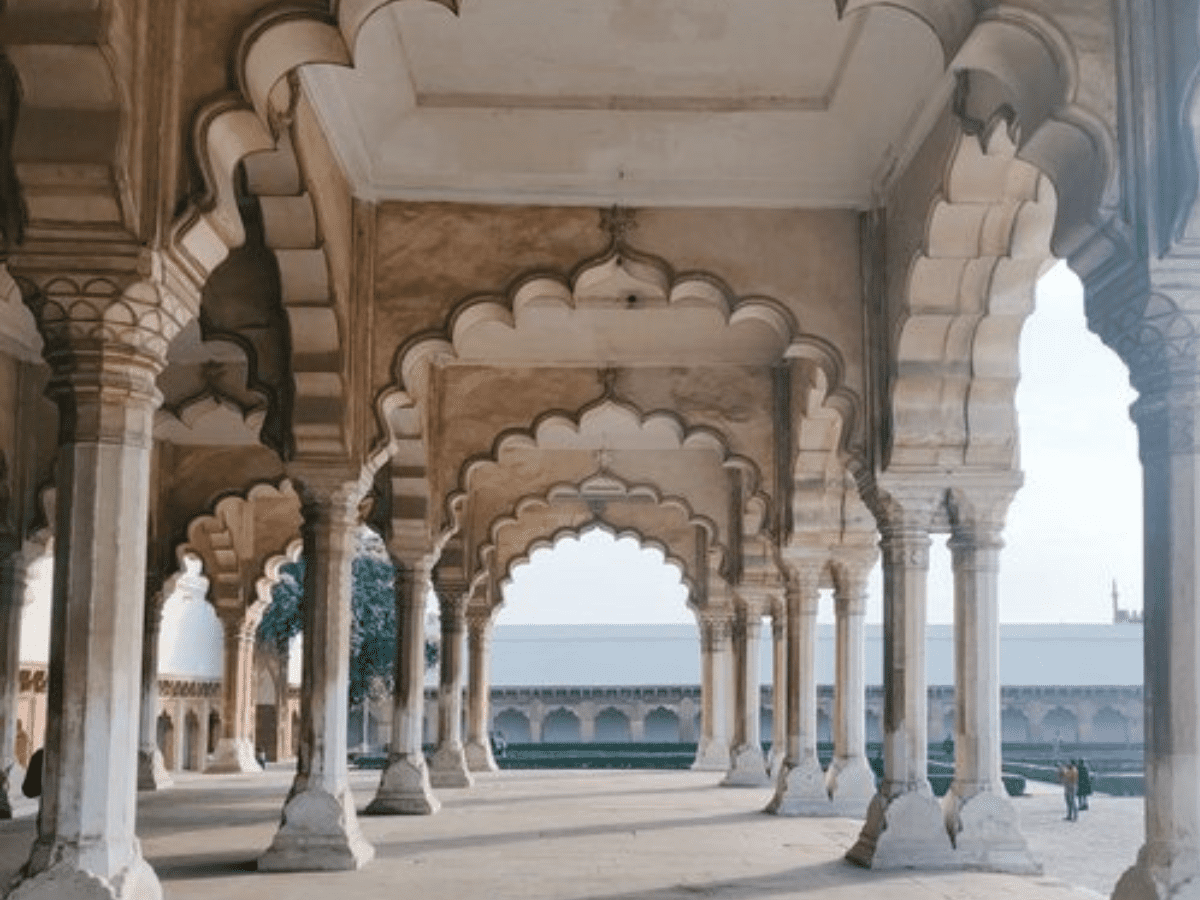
768,560,831,815
848,507,954,867
207,610,261,773
723,599,769,786
260,480,374,871
529,706,543,743
692,609,733,771
943,505,1037,872
137,594,173,790
464,607,498,772
579,710,596,742
8,274,189,900
0,533,25,817
366,556,439,815
768,601,787,779
1112,354,1200,900
826,559,876,815
429,584,473,788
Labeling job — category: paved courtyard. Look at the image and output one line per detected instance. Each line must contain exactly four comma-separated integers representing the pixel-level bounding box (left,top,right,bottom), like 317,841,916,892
0,769,1139,899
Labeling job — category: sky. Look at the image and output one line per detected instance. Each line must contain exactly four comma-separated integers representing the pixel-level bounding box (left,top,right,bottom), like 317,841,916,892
500,262,1143,627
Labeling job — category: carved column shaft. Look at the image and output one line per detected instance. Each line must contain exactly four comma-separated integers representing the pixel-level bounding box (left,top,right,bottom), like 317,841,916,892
137,594,173,790
465,610,498,772
12,275,184,899
947,528,1005,797
880,525,932,793
770,608,787,773
260,482,374,870
723,599,768,786
430,584,473,788
692,610,733,770
366,557,440,814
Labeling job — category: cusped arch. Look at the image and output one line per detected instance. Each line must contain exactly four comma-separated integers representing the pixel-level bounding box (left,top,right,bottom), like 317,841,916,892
177,480,303,622
480,474,715,604
492,519,696,612
450,397,769,552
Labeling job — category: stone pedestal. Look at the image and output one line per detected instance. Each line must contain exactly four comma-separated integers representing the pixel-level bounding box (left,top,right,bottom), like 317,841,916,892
847,515,954,867
723,602,769,787
768,563,832,815
207,613,261,775
464,609,498,773
826,563,875,817
429,585,473,789
7,276,187,900
137,599,173,791
942,512,1037,873
367,558,439,815
692,610,733,772
260,480,373,871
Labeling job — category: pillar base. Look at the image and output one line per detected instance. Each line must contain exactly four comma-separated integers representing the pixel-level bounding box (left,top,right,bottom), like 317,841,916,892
767,747,787,782
205,738,261,774
465,741,498,773
365,753,441,815
8,844,161,900
1113,844,1200,900
721,744,770,787
258,784,374,872
691,739,730,772
766,755,833,816
137,748,173,791
827,756,876,817
429,745,474,788
846,784,956,869
942,786,1040,874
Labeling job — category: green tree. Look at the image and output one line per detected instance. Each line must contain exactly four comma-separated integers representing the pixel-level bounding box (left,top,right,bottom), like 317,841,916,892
257,531,437,707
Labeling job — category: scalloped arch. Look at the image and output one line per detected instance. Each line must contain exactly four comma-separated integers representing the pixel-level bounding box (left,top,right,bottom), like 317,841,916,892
449,396,769,546
496,521,696,612
481,473,718,595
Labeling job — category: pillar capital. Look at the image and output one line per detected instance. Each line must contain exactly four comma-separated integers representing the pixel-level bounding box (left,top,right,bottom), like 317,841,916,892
466,603,496,635
782,557,823,616
697,608,735,651
289,471,364,529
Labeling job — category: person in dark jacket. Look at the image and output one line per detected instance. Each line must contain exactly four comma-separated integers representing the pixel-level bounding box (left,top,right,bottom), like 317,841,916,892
21,747,42,799
1076,758,1093,811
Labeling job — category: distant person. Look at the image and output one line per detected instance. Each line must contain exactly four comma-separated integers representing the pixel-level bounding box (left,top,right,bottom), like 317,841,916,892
21,747,43,799
490,729,507,759
1059,761,1078,821
256,747,268,769
1076,758,1092,811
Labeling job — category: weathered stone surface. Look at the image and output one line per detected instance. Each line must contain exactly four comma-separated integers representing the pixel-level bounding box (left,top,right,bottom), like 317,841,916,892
429,745,474,789
946,790,1040,874
205,738,261,775
365,753,441,816
766,756,832,817
827,758,876,818
721,744,770,787
847,789,956,869
136,748,174,792
258,786,374,871
8,854,161,900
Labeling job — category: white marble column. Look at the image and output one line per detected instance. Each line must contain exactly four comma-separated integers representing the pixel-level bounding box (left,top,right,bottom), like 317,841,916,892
9,275,186,900
768,600,788,780
723,599,769,786
848,506,954,868
827,560,876,816
0,531,25,817
768,560,831,815
1113,370,1200,900
430,583,473,788
207,610,261,773
367,556,440,815
260,479,374,871
137,594,173,790
943,504,1037,872
692,609,733,771
464,607,498,772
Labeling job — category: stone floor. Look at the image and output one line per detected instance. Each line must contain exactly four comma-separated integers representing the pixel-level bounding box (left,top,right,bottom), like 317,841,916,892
0,768,1139,899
